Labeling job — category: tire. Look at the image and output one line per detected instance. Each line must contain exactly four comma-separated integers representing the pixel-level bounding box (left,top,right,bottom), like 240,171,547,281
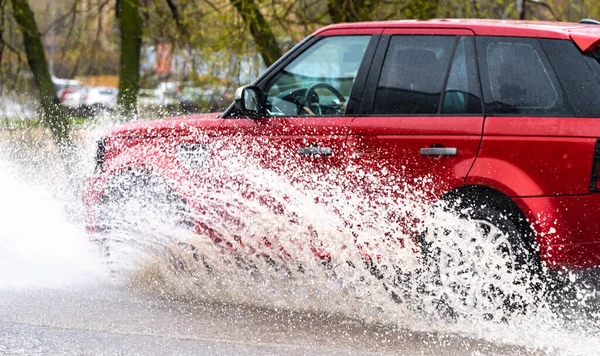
421,195,543,321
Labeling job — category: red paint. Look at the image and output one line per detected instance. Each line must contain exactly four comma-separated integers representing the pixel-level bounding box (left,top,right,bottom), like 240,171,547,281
569,27,600,52
347,116,483,199
314,19,600,42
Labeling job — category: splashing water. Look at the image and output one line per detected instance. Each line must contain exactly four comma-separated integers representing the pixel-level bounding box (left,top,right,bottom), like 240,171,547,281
1,122,600,355
0,158,104,288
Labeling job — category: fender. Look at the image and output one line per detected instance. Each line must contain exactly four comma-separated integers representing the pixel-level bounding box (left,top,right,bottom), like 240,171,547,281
466,157,544,197
466,157,561,247
83,140,196,223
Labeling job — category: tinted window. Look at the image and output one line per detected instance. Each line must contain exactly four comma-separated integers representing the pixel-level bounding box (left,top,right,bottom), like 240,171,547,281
541,39,600,117
476,37,572,116
265,36,371,117
442,37,482,114
373,36,455,115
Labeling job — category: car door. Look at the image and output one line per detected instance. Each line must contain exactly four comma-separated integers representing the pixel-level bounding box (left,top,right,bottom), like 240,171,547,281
347,29,484,204
219,30,381,184
213,30,381,258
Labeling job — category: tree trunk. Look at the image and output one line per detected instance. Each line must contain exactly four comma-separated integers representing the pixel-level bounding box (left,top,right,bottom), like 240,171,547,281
117,0,142,116
230,0,282,67
10,0,72,147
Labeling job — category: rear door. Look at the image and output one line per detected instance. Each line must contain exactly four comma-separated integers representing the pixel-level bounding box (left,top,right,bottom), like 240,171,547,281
467,36,600,248
347,29,484,201
468,36,600,197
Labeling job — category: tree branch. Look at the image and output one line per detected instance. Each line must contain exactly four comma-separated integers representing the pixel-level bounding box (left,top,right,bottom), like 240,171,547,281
524,0,563,21
165,0,187,35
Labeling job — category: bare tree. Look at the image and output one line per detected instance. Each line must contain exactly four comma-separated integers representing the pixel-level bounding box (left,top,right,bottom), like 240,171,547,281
10,0,72,147
117,0,142,116
230,0,282,67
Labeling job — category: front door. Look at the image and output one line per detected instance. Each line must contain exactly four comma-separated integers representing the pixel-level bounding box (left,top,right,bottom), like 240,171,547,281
214,31,380,256
347,29,484,211
219,31,380,185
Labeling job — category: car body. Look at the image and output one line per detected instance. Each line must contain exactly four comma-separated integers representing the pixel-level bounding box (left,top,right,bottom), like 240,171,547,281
84,19,600,272
63,86,118,112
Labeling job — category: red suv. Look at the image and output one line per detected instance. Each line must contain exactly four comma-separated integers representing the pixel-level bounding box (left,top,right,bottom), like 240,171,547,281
84,19,600,291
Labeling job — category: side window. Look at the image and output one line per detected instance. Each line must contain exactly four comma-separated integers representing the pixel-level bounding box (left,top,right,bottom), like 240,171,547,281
476,37,573,116
541,39,600,117
442,37,482,114
265,36,371,117
372,35,456,115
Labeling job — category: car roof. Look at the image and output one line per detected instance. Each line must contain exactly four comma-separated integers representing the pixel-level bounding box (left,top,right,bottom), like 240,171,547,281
314,19,600,51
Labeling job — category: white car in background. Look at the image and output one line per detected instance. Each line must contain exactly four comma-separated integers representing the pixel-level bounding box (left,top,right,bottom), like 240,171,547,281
62,86,118,115
52,77,82,99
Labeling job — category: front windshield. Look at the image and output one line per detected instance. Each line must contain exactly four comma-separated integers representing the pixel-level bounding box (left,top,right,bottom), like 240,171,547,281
265,35,371,117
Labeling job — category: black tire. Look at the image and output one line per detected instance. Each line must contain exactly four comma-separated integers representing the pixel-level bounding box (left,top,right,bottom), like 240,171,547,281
421,195,544,321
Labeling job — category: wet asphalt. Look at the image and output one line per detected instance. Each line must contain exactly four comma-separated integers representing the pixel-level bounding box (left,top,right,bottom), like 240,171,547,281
0,285,544,356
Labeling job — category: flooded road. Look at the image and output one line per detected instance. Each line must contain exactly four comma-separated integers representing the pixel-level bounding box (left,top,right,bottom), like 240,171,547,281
0,285,541,355
1,129,600,355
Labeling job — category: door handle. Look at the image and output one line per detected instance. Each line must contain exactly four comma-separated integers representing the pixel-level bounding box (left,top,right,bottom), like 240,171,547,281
419,147,457,156
298,146,333,157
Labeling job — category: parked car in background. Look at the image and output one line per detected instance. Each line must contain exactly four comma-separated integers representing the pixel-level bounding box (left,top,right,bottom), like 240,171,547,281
62,86,118,116
84,19,600,315
52,77,82,101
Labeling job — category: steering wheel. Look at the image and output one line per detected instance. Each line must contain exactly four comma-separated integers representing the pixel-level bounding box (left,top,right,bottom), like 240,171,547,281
302,83,346,115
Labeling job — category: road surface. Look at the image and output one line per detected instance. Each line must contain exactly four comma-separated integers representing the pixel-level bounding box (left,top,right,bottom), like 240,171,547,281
0,284,545,356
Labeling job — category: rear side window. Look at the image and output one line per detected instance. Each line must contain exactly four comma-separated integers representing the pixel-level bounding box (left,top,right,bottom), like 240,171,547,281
541,39,600,117
476,36,572,116
373,36,455,115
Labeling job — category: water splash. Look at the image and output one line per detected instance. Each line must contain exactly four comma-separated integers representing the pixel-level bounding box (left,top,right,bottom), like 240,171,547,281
0,158,104,288
1,120,600,355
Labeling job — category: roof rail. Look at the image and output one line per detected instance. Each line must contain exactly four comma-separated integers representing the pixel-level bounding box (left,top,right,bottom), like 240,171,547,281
580,19,600,25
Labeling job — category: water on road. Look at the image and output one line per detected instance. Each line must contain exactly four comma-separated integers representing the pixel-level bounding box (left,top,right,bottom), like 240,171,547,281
1,129,600,355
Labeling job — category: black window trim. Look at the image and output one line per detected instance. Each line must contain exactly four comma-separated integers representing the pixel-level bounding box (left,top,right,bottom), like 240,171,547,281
437,36,460,112
223,33,381,119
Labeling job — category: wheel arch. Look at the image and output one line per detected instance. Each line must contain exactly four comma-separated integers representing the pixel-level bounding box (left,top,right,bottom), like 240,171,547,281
439,184,539,254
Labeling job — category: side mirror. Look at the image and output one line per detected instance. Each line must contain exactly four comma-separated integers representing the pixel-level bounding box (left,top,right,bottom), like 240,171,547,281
234,85,260,113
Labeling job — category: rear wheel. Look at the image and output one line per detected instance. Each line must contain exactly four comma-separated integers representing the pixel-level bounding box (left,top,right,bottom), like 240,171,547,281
421,195,544,321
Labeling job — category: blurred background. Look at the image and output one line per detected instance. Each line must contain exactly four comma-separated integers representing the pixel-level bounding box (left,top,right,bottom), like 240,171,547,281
0,0,598,130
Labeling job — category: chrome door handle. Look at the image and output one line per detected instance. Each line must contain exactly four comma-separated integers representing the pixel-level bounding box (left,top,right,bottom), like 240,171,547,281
298,146,333,157
419,147,457,156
